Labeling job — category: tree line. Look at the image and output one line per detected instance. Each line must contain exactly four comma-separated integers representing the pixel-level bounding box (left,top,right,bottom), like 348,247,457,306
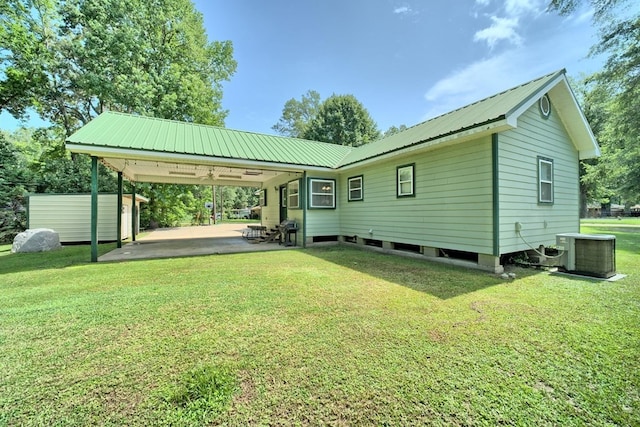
1,0,638,242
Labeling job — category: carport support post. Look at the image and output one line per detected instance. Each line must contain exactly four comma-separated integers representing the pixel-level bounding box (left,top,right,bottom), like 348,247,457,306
91,156,98,262
302,171,307,248
131,185,136,242
117,172,123,248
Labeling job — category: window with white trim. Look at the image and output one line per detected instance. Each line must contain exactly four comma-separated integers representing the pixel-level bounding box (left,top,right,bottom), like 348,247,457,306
538,157,554,204
288,180,300,209
348,175,363,201
309,178,335,208
397,164,415,197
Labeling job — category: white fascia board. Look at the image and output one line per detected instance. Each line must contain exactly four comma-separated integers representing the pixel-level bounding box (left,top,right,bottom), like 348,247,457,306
557,79,601,159
504,74,600,159
504,72,567,126
65,144,335,174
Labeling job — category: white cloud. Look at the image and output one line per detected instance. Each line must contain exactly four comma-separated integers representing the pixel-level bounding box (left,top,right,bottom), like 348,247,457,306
424,54,514,105
473,0,546,49
473,16,522,48
504,0,544,16
422,22,600,121
394,6,411,15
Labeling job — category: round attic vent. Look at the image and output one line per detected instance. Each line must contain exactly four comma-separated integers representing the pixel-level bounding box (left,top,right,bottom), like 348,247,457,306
540,94,551,118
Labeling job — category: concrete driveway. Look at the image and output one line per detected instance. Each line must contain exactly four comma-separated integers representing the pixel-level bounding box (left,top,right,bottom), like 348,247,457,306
99,223,294,262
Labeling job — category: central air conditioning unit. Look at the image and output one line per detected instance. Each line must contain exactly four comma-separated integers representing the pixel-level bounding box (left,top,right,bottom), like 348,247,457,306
556,233,616,278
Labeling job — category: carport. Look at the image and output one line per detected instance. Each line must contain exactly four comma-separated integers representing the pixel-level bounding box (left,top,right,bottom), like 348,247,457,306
65,111,349,261
98,223,295,262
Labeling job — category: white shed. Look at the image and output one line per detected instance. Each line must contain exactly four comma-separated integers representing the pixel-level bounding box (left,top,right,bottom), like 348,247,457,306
27,193,147,243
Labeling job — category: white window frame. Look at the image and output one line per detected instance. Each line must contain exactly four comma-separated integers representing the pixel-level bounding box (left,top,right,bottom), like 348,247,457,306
288,180,300,209
348,175,363,202
309,178,336,209
538,157,554,204
397,164,415,198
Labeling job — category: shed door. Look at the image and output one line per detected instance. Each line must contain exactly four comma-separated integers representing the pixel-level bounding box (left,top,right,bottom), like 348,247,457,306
121,205,130,239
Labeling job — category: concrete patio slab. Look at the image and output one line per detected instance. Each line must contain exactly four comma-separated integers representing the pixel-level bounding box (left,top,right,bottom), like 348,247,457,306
99,223,294,262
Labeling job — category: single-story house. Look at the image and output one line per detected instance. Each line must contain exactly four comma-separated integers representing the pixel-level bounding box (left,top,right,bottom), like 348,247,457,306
66,69,600,271
28,193,147,243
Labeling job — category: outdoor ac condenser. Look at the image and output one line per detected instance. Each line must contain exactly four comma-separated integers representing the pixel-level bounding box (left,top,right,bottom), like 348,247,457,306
556,233,616,278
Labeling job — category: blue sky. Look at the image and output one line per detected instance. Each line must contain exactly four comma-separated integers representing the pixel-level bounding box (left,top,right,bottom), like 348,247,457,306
1,0,610,134
194,0,604,134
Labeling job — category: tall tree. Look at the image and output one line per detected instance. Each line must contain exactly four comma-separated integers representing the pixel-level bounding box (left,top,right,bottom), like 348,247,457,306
1,0,237,135
1,0,238,227
0,133,35,242
271,90,321,138
383,124,408,138
549,0,640,201
303,94,380,146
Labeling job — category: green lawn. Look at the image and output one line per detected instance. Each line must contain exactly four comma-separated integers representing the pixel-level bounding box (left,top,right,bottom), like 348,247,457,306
1,228,638,426
581,217,640,226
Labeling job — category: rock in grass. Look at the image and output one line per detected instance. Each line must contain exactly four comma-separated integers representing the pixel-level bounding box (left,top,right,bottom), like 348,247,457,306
11,229,61,253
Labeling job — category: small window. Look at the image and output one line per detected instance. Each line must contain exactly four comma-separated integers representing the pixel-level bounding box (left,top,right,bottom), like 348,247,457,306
309,178,335,209
538,157,553,204
348,175,363,202
397,164,415,197
539,94,551,118
288,180,300,209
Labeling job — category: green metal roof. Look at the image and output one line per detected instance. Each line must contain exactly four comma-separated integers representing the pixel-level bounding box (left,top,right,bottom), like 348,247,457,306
66,69,598,183
67,112,352,169
337,69,568,167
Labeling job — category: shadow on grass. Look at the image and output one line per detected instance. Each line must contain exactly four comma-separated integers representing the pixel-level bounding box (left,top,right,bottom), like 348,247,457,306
0,243,117,276
304,244,527,300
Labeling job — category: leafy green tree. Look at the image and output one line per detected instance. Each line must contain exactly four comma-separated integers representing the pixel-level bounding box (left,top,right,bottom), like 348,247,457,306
383,124,408,138
0,132,35,241
303,94,380,146
549,0,640,202
1,0,237,134
1,0,238,227
272,90,321,138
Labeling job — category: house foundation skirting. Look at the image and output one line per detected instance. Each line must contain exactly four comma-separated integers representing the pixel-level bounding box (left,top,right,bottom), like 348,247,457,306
310,235,504,274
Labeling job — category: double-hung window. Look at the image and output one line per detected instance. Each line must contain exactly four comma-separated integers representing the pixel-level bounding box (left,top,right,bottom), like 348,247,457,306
348,176,363,202
538,157,554,204
288,180,300,209
397,164,415,197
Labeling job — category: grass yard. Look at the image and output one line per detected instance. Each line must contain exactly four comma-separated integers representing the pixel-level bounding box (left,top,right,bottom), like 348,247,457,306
1,227,639,426
581,217,640,227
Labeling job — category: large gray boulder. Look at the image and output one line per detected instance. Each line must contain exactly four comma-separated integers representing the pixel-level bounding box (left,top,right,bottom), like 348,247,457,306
11,228,62,253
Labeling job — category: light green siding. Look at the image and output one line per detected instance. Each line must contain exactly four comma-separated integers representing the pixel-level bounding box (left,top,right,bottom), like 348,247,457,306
305,172,341,239
338,138,494,254
498,101,580,254
261,173,305,236
28,194,120,242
